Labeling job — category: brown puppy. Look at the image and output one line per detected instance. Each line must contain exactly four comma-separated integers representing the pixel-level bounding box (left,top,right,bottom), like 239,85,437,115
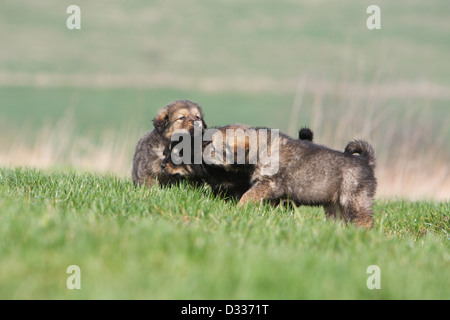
161,123,376,228
132,100,206,187
203,124,255,199
161,124,314,200
237,128,377,229
161,123,254,199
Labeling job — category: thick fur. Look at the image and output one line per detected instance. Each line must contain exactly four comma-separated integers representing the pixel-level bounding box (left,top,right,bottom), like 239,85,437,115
162,124,315,200
203,124,255,199
161,124,254,199
238,128,377,229
160,123,376,228
131,100,206,187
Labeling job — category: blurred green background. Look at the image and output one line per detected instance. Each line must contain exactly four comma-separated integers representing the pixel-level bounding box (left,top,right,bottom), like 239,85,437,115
0,0,449,199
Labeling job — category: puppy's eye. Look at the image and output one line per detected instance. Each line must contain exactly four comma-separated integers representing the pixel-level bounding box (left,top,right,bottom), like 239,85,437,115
195,116,201,120
179,116,186,120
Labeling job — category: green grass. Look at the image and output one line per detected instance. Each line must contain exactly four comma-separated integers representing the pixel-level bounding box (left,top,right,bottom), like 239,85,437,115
0,167,448,299
0,0,449,299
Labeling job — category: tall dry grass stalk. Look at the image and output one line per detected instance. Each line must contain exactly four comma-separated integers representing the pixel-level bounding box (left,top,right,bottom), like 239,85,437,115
0,85,449,201
290,77,450,201
0,115,137,177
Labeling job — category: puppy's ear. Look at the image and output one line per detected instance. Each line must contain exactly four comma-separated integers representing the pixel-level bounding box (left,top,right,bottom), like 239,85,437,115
196,106,207,129
299,127,313,142
153,108,169,133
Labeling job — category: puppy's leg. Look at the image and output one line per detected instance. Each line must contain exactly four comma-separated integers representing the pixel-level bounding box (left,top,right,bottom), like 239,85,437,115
339,197,374,229
338,173,375,229
238,182,273,206
352,206,374,229
160,142,172,170
350,192,374,229
324,203,339,220
139,173,157,188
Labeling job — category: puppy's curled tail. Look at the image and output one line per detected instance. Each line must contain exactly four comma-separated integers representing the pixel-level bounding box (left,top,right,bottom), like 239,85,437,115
344,140,376,169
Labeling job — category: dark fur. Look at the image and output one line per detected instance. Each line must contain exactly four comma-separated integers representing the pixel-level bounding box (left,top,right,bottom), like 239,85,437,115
299,127,313,141
160,123,376,228
131,99,206,187
162,124,315,200
161,124,254,200
202,124,255,199
238,129,377,229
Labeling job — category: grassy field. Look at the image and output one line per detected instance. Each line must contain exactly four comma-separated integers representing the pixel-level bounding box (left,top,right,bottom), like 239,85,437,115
1,0,449,198
0,1,449,300
0,168,448,299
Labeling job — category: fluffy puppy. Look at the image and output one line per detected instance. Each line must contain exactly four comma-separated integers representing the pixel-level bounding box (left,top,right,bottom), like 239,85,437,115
161,124,254,199
132,100,206,187
238,128,377,229
161,124,315,200
161,123,377,228
201,125,316,199
203,124,255,199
